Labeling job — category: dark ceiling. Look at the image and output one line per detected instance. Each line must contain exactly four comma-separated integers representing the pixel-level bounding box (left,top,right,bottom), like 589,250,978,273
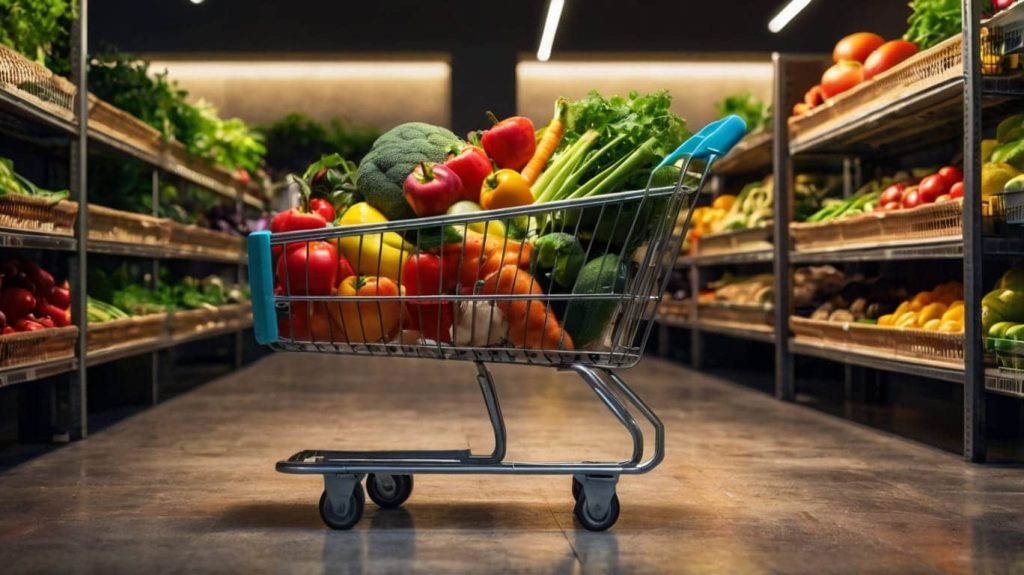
91,0,911,56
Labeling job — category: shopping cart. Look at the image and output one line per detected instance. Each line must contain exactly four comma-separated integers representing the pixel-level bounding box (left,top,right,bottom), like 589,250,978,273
247,115,746,531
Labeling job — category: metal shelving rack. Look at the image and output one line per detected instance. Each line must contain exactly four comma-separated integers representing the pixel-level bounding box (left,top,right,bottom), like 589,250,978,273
0,1,259,440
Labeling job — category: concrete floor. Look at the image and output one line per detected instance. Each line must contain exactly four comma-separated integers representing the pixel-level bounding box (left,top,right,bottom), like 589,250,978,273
1,354,1023,574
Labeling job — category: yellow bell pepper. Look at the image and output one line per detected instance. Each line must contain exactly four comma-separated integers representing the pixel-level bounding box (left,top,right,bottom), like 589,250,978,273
336,202,411,280
480,169,534,210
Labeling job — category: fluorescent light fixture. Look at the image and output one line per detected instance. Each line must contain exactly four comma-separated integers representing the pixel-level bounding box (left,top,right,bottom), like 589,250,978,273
146,61,450,81
189,0,204,4
537,0,565,62
768,0,813,33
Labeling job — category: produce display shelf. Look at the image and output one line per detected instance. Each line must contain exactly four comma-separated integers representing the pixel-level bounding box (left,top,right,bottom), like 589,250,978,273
87,239,245,264
0,229,77,251
654,315,692,329
674,256,690,269
696,319,775,343
0,357,77,389
789,338,962,383
0,85,77,137
790,237,964,263
710,131,772,176
86,318,252,369
681,248,774,267
790,77,963,155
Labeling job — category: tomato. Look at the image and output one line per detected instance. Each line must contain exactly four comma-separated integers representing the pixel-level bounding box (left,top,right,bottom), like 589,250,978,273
938,166,963,183
309,198,335,224
902,189,924,209
918,174,952,203
821,61,864,99
950,182,964,199
275,241,339,295
864,40,919,80
833,32,885,64
879,183,905,206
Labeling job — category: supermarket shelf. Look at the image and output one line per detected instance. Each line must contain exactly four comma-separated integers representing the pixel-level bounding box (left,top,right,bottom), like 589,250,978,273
681,248,774,267
87,319,252,369
984,369,1024,399
0,87,77,137
654,315,692,329
790,237,964,263
789,338,963,383
87,239,245,264
790,78,963,155
0,230,76,251
696,319,776,343
0,357,77,389
710,131,772,176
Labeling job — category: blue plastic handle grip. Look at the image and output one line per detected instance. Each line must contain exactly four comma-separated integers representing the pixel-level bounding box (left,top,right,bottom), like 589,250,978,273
655,114,749,170
247,230,279,345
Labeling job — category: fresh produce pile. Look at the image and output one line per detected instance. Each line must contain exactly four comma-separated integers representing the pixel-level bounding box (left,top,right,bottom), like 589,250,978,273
88,50,265,177
793,266,848,308
875,281,965,333
715,92,771,135
806,276,963,332
906,0,1017,52
981,114,1024,203
803,165,963,223
0,157,69,203
985,268,1024,366
698,274,774,307
794,32,919,116
91,265,247,316
273,90,691,351
262,113,380,178
713,176,773,232
0,0,75,76
0,259,71,334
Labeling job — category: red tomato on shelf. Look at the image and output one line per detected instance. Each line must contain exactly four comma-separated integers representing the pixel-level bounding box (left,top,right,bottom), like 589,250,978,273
864,40,919,80
821,61,864,99
918,174,952,204
833,32,885,64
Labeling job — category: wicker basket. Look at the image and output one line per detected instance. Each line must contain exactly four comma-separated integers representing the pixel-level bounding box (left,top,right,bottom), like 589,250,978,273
790,35,961,146
87,96,164,157
87,314,167,353
791,200,962,252
790,316,963,367
659,295,691,320
166,222,244,261
170,303,249,337
0,44,76,119
87,204,171,245
0,326,77,369
0,195,78,235
695,226,773,256
166,141,237,191
698,302,773,326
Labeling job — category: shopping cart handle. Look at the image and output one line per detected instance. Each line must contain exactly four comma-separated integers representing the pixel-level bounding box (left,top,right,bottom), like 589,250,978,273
655,114,748,170
247,230,279,345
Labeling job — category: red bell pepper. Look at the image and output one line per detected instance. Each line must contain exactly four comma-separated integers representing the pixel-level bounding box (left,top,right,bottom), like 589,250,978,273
338,254,355,282
1,288,36,322
48,285,71,310
15,318,44,332
275,241,339,295
481,113,536,171
402,254,453,342
37,303,70,327
21,261,54,295
445,145,491,203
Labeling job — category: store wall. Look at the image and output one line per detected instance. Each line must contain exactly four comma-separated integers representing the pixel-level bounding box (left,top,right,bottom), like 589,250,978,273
146,59,452,129
517,59,773,129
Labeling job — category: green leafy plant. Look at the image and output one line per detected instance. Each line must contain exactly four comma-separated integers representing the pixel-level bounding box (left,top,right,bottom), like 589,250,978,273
262,113,379,177
715,92,772,134
0,0,76,75
904,0,961,50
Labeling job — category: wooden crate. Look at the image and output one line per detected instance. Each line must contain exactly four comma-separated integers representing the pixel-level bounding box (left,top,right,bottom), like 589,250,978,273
0,326,77,368
87,314,167,352
87,204,170,245
698,302,773,327
790,316,963,367
696,226,772,256
87,96,164,157
165,221,244,261
791,200,962,252
0,195,78,235
0,44,76,120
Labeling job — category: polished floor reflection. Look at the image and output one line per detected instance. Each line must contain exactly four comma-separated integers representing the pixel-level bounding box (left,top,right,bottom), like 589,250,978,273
0,354,1022,573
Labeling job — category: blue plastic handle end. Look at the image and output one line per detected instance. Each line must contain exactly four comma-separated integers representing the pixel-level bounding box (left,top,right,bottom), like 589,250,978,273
247,231,279,345
655,114,749,170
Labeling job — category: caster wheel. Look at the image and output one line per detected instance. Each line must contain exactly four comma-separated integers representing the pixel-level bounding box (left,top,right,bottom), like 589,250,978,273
319,485,365,530
367,474,414,509
574,492,620,531
571,477,583,502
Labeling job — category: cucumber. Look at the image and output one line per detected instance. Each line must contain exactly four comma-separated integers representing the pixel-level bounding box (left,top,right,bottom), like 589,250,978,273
563,255,628,349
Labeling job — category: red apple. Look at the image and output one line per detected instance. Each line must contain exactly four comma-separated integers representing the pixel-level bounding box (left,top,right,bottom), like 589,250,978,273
879,183,905,206
918,174,952,204
883,201,901,211
949,181,964,199
938,166,963,183
902,189,924,209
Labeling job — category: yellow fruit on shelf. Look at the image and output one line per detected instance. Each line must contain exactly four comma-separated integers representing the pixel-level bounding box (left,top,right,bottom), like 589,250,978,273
896,311,918,328
911,291,933,308
939,320,964,333
922,318,942,331
894,301,911,316
877,314,896,327
712,194,736,211
941,304,965,323
917,302,948,326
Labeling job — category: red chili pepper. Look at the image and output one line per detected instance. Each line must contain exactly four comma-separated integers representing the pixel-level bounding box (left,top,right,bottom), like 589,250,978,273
445,145,491,203
38,303,70,327
1,287,37,322
309,198,336,224
481,113,536,171
275,241,339,296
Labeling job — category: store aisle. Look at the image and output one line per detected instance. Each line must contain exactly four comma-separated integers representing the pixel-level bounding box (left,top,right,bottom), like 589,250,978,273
0,354,1021,574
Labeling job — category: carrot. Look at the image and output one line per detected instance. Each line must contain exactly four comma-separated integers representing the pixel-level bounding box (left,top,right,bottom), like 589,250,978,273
442,232,530,289
521,98,568,186
480,265,574,350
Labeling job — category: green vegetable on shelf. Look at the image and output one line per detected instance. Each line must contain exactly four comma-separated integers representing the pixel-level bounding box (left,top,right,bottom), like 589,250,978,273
715,92,772,134
904,0,961,51
0,157,69,204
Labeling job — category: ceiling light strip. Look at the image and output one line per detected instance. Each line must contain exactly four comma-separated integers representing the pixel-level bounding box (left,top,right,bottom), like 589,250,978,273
537,0,565,62
768,0,813,33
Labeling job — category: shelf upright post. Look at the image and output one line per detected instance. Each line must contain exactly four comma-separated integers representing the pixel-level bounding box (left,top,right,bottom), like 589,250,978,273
65,0,89,439
150,168,160,405
962,0,986,462
772,53,795,401
234,187,245,370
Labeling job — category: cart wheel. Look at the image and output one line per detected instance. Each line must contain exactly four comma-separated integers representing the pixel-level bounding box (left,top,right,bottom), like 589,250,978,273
571,477,583,502
367,474,414,509
319,485,365,530
574,492,620,532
